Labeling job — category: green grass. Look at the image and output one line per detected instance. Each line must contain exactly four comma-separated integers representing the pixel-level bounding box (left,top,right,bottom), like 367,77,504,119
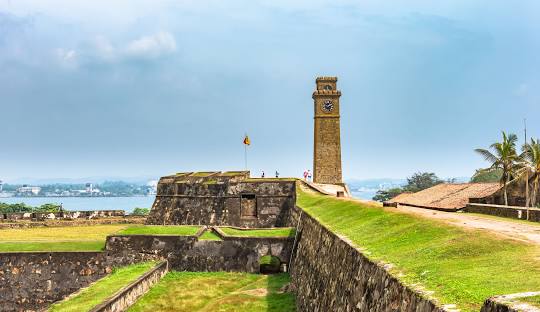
220,171,247,176
244,178,297,182
0,241,106,252
525,295,540,308
199,230,222,240
219,227,295,238
117,225,201,236
465,212,540,227
190,172,217,177
297,187,540,312
127,272,295,312
49,262,157,312
0,224,128,252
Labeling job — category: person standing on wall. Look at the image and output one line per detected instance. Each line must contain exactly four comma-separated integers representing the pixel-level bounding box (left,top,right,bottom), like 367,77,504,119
303,170,308,181
275,170,279,178
307,170,312,182
261,171,265,178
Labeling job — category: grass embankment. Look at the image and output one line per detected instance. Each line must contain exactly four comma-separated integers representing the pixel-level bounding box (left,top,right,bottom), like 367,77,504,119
0,224,128,252
297,188,540,312
49,262,157,312
127,272,295,312
198,230,222,240
219,227,295,238
0,225,203,252
117,225,201,236
524,295,540,308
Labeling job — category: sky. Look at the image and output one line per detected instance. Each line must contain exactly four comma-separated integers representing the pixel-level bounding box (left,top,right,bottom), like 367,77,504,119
0,0,539,182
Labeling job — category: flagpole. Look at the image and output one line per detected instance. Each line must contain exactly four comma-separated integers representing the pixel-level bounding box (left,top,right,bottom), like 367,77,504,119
244,133,248,171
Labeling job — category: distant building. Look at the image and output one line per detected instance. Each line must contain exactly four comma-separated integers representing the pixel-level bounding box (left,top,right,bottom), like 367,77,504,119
86,183,93,194
0,180,3,192
147,180,158,195
17,185,42,196
388,182,540,211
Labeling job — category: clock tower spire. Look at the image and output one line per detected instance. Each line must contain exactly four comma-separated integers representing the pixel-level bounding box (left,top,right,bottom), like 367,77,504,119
312,76,343,185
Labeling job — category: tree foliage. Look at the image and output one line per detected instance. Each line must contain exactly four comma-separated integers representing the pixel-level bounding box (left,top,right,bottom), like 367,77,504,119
372,172,443,202
403,172,444,193
515,138,540,207
131,207,150,216
0,202,62,213
372,188,404,202
470,168,503,183
475,131,519,205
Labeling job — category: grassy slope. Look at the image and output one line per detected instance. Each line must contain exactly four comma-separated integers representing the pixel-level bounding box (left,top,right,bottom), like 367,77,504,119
523,295,540,308
0,224,128,252
128,272,295,312
297,188,540,312
220,227,295,238
198,230,222,240
117,225,201,236
49,262,157,312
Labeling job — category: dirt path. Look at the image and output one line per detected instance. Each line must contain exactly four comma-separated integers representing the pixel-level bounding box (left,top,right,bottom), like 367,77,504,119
301,182,540,245
395,204,540,245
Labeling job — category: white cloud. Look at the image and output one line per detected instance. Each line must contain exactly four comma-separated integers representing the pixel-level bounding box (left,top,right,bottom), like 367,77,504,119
85,31,177,62
93,35,115,61
125,31,176,59
55,48,77,66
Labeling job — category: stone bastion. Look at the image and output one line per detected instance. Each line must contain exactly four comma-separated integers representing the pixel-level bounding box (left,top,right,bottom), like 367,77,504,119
146,171,297,228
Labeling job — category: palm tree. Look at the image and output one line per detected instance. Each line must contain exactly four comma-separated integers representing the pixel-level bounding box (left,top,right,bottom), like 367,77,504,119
475,131,519,205
516,138,540,208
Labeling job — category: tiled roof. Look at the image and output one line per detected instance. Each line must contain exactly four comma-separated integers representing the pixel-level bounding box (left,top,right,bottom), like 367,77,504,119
389,183,501,211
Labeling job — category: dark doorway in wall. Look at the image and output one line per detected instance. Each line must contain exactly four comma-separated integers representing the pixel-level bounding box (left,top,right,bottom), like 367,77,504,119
259,255,281,274
241,194,257,218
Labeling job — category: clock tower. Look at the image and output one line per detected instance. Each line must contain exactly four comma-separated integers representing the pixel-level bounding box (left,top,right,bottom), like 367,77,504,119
313,76,343,185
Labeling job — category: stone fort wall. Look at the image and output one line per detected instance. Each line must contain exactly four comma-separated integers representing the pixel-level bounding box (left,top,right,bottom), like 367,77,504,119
288,205,444,312
0,252,113,311
0,232,294,311
147,171,296,228
105,232,294,273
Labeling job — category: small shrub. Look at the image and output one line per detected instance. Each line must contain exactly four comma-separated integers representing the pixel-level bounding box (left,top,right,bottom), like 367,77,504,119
131,208,150,216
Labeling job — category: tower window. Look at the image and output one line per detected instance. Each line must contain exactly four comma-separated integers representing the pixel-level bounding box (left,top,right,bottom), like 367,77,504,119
323,85,333,91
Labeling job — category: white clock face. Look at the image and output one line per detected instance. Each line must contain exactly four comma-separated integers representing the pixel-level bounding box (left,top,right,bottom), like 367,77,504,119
322,100,334,112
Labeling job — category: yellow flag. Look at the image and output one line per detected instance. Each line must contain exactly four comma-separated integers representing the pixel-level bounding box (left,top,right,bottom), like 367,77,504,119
243,135,251,146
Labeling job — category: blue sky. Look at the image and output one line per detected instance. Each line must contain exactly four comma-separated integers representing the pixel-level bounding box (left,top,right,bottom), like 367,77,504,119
0,0,539,181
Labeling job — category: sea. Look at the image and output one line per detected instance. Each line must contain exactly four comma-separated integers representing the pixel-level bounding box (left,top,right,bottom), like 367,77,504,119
0,196,156,214
350,189,378,201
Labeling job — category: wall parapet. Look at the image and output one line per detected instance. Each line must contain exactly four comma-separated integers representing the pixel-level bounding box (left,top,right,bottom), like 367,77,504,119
90,261,169,312
290,205,446,312
481,292,540,312
465,203,540,222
